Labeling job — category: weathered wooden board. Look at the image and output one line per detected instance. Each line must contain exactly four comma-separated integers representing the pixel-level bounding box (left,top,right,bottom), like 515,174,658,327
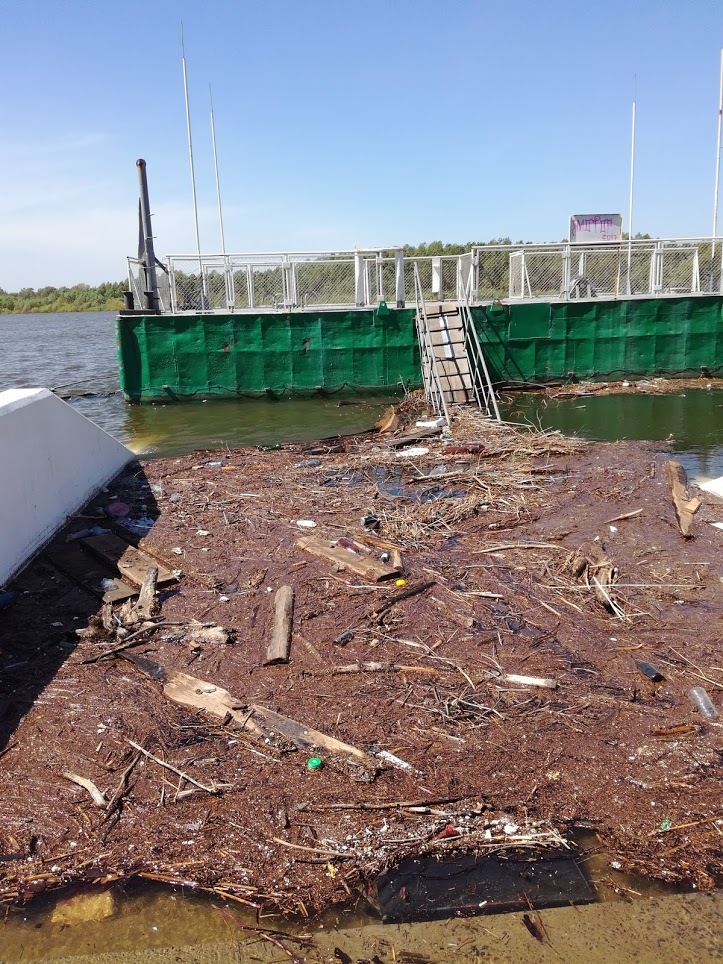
296,535,400,582
81,534,176,586
140,662,373,765
47,541,137,603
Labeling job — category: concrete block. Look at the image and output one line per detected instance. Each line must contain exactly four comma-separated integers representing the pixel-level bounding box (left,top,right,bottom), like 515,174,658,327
0,388,132,586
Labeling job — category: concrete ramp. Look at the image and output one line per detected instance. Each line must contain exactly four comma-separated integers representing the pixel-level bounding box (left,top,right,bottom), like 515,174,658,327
0,388,132,586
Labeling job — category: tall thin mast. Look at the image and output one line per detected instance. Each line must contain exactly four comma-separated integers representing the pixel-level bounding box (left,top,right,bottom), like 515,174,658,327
713,49,723,239
626,78,637,295
711,49,723,291
209,84,227,254
181,24,202,266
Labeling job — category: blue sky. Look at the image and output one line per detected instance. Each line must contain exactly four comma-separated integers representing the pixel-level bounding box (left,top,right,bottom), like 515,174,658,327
0,0,722,288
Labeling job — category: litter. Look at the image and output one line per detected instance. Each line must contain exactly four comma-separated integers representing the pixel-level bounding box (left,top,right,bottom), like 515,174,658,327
395,446,429,458
296,520,317,528
107,501,130,517
687,687,719,719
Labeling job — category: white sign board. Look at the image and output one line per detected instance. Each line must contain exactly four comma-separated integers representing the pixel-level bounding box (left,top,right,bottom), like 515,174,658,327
569,214,622,243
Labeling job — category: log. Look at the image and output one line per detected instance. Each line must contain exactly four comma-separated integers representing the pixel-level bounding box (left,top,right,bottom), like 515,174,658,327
264,586,294,665
296,535,401,582
664,460,699,538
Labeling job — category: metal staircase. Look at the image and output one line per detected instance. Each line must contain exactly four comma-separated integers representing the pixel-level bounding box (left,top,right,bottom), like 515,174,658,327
413,264,500,421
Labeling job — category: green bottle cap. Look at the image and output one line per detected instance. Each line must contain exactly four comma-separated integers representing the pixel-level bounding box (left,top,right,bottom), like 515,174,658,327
307,756,323,770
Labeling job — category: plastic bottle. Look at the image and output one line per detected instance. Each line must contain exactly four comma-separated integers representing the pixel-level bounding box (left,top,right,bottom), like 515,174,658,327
687,687,719,719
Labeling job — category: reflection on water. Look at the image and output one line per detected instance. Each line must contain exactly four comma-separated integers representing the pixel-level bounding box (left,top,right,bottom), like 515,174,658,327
501,389,723,483
72,394,400,457
0,839,691,962
0,309,401,456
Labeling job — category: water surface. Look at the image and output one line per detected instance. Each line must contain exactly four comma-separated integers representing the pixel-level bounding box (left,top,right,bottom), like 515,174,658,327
501,388,723,483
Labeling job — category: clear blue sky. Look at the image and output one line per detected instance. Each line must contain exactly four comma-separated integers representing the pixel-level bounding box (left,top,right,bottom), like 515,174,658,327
1,0,722,288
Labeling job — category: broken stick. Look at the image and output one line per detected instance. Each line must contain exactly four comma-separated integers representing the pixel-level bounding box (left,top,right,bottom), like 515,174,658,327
62,771,107,807
369,580,435,619
264,585,294,666
127,739,221,795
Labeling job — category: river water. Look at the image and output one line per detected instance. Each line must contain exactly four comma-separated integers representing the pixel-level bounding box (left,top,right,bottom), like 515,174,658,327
2,311,723,482
2,310,722,959
0,311,399,456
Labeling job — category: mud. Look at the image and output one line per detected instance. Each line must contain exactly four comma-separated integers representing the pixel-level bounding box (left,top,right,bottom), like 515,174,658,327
1,402,721,917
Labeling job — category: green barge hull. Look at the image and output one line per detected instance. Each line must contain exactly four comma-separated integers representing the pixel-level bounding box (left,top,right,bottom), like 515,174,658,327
117,295,723,402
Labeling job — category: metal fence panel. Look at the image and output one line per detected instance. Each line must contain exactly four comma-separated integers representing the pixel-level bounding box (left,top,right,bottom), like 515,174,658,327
133,240,723,313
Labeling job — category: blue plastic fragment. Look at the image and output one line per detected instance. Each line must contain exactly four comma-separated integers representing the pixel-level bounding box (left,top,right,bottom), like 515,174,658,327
0,591,17,609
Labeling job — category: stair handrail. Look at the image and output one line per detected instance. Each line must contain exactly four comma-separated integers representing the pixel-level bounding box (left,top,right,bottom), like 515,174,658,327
458,275,501,422
413,263,450,424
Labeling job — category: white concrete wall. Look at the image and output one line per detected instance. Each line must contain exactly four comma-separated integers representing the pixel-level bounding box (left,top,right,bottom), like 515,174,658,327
0,388,132,587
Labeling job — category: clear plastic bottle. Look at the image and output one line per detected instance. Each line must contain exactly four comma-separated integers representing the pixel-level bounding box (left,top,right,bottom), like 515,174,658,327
687,687,720,719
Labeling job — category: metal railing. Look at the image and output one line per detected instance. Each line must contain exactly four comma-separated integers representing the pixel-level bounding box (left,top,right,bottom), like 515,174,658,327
475,238,723,302
457,271,501,421
126,238,723,313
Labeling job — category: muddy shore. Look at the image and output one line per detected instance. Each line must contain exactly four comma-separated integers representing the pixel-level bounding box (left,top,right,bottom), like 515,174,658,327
1,402,721,916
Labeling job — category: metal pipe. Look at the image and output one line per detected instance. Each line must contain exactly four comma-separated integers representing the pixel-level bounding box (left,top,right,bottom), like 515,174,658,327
136,158,158,310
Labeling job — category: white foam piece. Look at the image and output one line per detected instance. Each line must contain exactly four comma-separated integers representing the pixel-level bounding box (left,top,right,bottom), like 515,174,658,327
0,388,132,586
699,475,723,500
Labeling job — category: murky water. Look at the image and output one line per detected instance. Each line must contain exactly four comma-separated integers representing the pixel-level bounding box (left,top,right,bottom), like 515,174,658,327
0,841,689,962
500,388,723,484
0,311,399,455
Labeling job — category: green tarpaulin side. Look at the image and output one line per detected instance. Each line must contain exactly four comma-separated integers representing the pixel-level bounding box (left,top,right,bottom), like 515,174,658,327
472,296,723,383
117,296,723,402
117,308,420,402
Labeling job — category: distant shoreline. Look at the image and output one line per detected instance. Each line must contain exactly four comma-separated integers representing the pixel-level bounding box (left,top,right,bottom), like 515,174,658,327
0,302,122,315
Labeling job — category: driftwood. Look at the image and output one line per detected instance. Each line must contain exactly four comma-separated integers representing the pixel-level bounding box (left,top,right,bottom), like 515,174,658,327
264,586,294,665
387,426,442,449
570,542,619,614
135,566,158,620
103,751,142,820
62,771,107,807
664,460,700,538
123,654,373,768
375,406,400,434
296,535,401,582
127,739,220,795
82,533,176,586
369,580,435,619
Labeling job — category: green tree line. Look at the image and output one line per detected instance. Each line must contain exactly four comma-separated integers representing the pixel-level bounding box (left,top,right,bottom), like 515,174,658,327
0,281,126,314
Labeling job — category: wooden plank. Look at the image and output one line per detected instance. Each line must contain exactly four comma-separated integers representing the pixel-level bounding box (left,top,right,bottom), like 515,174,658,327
81,534,177,586
664,460,699,538
387,427,442,449
46,541,137,603
264,586,294,665
296,535,401,582
127,657,373,766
